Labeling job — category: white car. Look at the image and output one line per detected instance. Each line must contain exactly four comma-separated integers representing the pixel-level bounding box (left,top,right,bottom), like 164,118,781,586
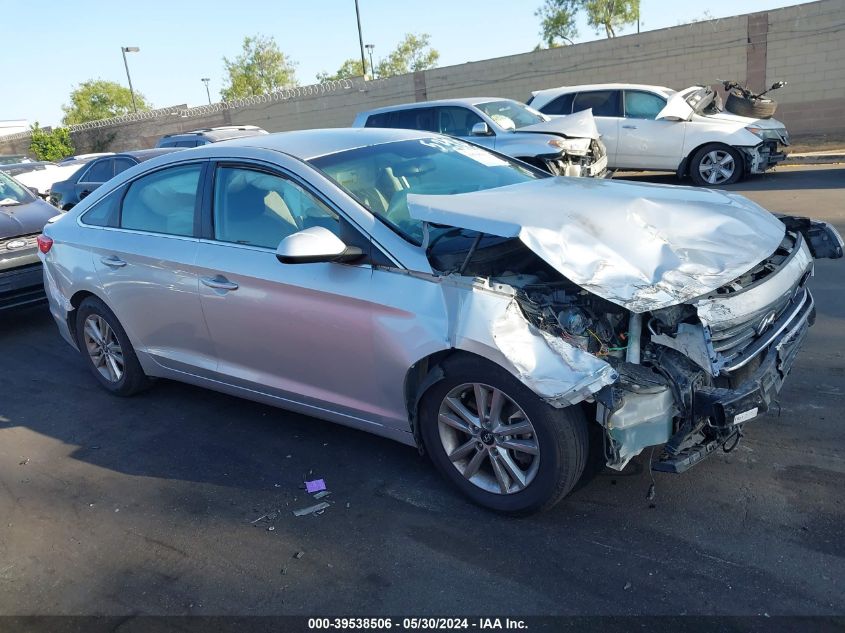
527,83,789,186
9,162,89,197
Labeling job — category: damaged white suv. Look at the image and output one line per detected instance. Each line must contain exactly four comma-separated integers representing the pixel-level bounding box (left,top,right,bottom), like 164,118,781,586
527,83,790,185
40,128,841,514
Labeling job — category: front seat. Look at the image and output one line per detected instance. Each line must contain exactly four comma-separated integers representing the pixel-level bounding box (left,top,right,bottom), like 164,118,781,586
222,183,298,248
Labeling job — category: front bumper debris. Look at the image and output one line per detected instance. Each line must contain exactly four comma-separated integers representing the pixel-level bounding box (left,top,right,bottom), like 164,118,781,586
653,290,814,473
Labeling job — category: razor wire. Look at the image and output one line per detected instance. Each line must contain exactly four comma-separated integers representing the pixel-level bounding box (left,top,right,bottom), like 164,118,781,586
3,78,359,142
69,78,357,132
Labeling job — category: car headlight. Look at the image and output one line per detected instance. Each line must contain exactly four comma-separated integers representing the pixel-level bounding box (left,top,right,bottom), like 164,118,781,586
746,126,788,142
548,137,591,156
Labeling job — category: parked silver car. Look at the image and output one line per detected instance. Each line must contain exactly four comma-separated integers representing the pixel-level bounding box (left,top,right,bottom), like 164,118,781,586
353,98,607,178
39,128,842,514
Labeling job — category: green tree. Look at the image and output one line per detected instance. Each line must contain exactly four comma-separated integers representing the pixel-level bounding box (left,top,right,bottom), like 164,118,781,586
221,34,298,100
536,0,579,47
376,33,439,78
29,123,75,161
534,0,639,41
317,58,364,83
582,0,639,38
62,80,151,125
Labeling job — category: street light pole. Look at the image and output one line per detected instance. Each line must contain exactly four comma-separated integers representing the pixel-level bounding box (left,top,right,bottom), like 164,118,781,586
121,46,140,113
365,44,375,79
354,0,367,79
201,77,211,105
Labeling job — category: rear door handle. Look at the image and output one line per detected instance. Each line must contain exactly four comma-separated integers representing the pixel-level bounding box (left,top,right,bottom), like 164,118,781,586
622,124,638,129
100,256,127,268
201,275,239,291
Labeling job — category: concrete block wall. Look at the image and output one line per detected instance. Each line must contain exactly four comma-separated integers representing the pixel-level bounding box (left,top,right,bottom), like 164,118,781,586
2,0,843,157
765,0,845,134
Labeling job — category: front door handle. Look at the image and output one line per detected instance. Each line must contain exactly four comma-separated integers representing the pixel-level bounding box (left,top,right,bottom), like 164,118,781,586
201,275,239,291
622,124,638,129
100,256,127,268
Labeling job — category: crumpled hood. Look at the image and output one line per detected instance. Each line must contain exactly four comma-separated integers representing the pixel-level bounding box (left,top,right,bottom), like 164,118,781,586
516,109,600,140
408,177,786,313
0,198,59,237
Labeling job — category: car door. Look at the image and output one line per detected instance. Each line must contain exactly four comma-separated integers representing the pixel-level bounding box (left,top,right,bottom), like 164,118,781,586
193,161,413,424
614,90,686,170
85,161,217,373
571,90,621,166
75,158,114,202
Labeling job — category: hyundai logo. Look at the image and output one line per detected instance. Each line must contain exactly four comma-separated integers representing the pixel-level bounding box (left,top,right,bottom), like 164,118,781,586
756,311,777,336
5,239,27,250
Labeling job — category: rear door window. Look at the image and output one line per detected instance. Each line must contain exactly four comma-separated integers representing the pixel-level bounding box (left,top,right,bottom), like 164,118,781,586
541,93,575,115
81,159,114,183
572,90,622,117
112,157,136,176
624,91,667,119
119,164,203,236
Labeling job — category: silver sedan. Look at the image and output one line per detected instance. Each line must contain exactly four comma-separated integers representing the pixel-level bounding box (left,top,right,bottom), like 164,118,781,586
39,128,841,513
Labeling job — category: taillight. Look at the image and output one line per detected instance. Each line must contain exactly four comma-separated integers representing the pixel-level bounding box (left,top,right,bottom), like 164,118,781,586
37,234,53,253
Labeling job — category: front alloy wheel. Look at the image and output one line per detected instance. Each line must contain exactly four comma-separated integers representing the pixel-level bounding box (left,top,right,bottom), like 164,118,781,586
420,355,588,514
690,144,743,186
438,383,540,495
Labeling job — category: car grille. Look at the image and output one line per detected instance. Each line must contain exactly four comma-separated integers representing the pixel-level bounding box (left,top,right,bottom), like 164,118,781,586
0,233,39,253
706,233,813,373
710,286,807,370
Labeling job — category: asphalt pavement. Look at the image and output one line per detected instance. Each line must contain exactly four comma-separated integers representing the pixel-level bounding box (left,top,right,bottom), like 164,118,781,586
0,165,843,617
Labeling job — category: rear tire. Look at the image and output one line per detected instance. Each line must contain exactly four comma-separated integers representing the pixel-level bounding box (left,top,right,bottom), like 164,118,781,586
75,297,151,397
419,355,588,515
689,144,744,187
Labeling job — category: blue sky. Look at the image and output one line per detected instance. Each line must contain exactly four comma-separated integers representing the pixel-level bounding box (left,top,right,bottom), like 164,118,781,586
3,0,813,127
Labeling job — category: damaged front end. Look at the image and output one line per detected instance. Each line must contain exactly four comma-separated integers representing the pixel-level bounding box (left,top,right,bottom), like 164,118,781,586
410,177,842,474
591,222,839,472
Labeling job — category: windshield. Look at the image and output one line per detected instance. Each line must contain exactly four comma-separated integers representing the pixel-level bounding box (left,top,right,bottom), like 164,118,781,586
309,137,544,245
0,170,34,206
475,100,546,130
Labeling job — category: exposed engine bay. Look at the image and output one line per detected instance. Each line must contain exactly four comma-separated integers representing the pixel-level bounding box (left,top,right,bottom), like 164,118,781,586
427,218,838,473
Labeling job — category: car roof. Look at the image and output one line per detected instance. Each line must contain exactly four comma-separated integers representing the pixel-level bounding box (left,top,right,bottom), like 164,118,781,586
533,83,674,96
113,148,185,161
358,97,518,117
214,127,435,160
159,125,267,141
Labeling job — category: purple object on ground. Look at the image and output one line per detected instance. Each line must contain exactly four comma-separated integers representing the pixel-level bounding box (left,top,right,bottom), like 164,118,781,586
305,479,326,493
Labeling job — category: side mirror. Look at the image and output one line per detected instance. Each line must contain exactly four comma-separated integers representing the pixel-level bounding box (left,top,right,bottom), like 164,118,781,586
471,122,492,136
276,226,363,265
27,186,40,196
770,81,786,90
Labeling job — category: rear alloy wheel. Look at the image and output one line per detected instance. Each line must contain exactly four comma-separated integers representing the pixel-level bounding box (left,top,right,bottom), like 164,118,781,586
75,297,151,396
689,144,743,186
83,314,125,384
420,356,588,514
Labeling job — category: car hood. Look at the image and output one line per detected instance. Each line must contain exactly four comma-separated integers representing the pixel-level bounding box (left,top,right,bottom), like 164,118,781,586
696,110,786,129
0,197,59,237
515,109,600,140
407,177,786,313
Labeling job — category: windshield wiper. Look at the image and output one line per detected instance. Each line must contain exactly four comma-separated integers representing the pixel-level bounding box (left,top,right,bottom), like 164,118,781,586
457,232,485,276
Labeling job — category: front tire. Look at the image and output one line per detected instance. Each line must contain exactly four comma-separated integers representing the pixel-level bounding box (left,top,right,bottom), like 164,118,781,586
75,297,151,396
689,144,744,186
419,355,588,514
